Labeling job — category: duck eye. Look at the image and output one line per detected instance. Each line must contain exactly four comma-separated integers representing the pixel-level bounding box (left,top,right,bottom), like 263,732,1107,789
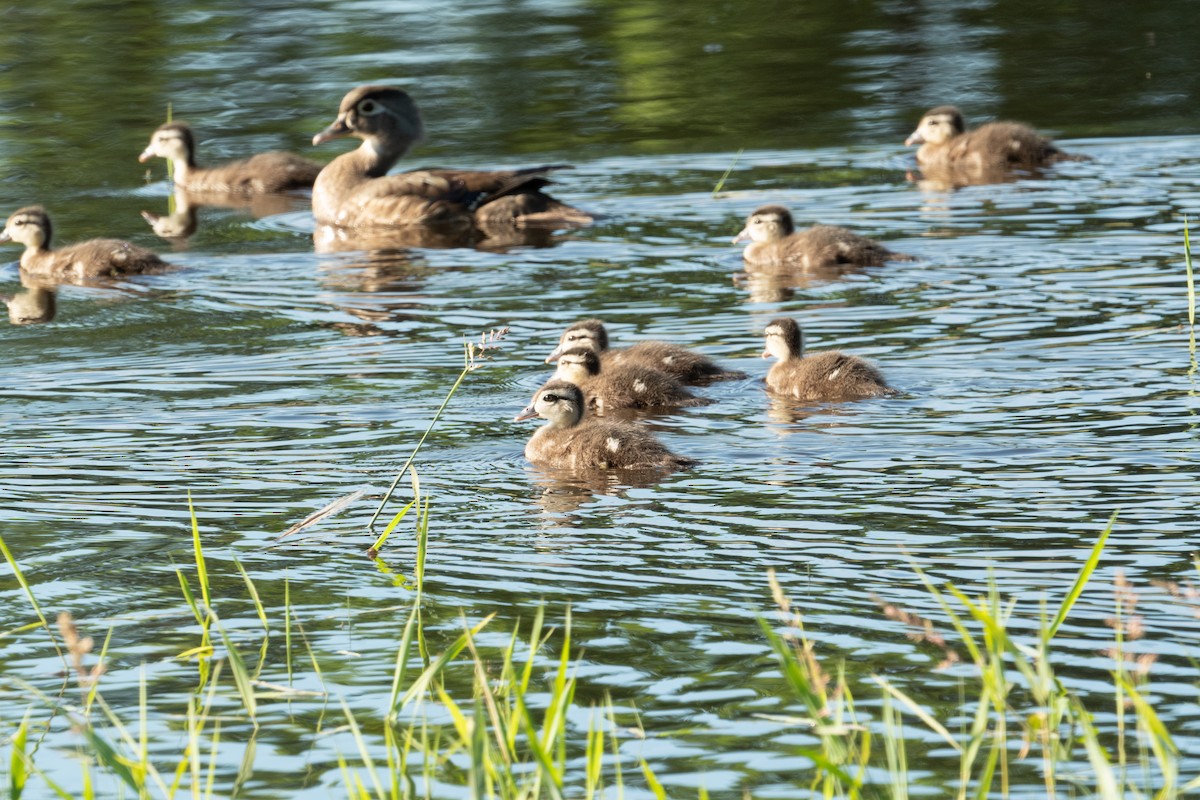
358,100,380,115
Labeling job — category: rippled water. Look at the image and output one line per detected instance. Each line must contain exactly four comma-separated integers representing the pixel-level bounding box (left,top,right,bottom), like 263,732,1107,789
3,0,1200,796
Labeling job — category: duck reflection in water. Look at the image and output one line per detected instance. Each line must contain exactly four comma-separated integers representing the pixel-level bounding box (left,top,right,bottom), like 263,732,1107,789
141,187,310,246
2,275,57,325
525,463,681,517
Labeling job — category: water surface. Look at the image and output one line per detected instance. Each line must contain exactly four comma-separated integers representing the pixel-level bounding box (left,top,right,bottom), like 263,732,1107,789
2,0,1199,796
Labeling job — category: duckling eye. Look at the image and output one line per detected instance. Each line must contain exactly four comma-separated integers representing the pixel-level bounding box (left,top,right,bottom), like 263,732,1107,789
358,100,381,115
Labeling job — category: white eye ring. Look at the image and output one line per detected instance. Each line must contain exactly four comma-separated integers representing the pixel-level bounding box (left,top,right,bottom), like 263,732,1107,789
358,100,382,116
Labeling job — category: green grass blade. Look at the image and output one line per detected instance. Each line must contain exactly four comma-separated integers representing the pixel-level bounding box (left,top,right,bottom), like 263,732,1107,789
1047,511,1117,640
368,499,416,558
188,492,212,612
233,559,269,633
639,761,668,800
9,708,31,800
711,148,743,196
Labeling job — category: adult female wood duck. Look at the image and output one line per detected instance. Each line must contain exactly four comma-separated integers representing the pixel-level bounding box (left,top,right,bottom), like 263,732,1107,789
311,85,591,230
139,122,322,193
761,317,895,402
515,379,696,470
734,206,908,268
1,206,170,281
546,319,745,384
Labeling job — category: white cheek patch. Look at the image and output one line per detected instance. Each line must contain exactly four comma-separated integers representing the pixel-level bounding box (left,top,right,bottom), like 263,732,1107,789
606,437,621,453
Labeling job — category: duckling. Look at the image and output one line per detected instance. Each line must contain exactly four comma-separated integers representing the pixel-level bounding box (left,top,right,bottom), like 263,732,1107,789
0,206,170,280
546,319,746,384
311,84,592,230
762,317,895,402
733,205,907,268
515,379,696,470
553,347,708,413
139,122,323,193
904,106,1083,171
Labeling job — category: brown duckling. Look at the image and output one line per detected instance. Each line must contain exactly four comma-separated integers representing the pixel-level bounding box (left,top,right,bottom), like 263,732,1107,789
762,317,895,402
905,106,1083,171
311,84,591,230
546,319,746,384
553,347,708,413
0,206,170,280
734,205,907,268
515,379,696,470
139,122,322,193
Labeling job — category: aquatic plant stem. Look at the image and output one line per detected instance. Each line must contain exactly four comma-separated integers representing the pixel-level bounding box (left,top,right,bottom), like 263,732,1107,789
1184,216,1195,357
367,328,507,534
367,362,469,533
711,149,743,197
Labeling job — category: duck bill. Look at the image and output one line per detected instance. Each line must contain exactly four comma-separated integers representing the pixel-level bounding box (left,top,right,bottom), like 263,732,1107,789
732,227,751,244
904,130,925,147
760,347,772,359
0,232,9,244
137,147,156,163
513,404,538,421
544,345,563,363
312,117,351,146
139,210,160,224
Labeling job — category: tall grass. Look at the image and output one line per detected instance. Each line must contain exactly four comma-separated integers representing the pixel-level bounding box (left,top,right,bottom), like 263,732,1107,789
2,508,1196,798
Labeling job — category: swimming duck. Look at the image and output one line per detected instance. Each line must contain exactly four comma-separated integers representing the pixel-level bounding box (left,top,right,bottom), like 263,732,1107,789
139,122,323,193
515,379,696,469
734,205,906,268
546,319,746,384
0,206,170,280
553,347,708,412
311,84,591,230
904,106,1082,170
761,317,895,402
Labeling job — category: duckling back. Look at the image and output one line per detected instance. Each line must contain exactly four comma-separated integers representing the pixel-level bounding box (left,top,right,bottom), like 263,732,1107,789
767,350,894,402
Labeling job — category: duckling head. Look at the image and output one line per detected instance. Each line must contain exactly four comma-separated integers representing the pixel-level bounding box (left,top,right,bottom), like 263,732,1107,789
905,106,965,147
553,347,602,384
514,379,586,428
733,205,795,244
0,206,52,251
545,318,609,362
762,317,804,361
139,122,197,167
312,85,425,159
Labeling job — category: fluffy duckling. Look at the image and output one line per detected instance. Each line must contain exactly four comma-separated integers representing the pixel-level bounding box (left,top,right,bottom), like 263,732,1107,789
311,85,591,230
905,106,1083,170
734,206,906,268
0,206,170,280
553,347,708,413
546,319,746,384
515,379,696,470
762,317,895,402
139,122,323,193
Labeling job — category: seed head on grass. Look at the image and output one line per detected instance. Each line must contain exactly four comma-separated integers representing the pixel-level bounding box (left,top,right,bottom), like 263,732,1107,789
57,612,105,686
872,594,961,670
